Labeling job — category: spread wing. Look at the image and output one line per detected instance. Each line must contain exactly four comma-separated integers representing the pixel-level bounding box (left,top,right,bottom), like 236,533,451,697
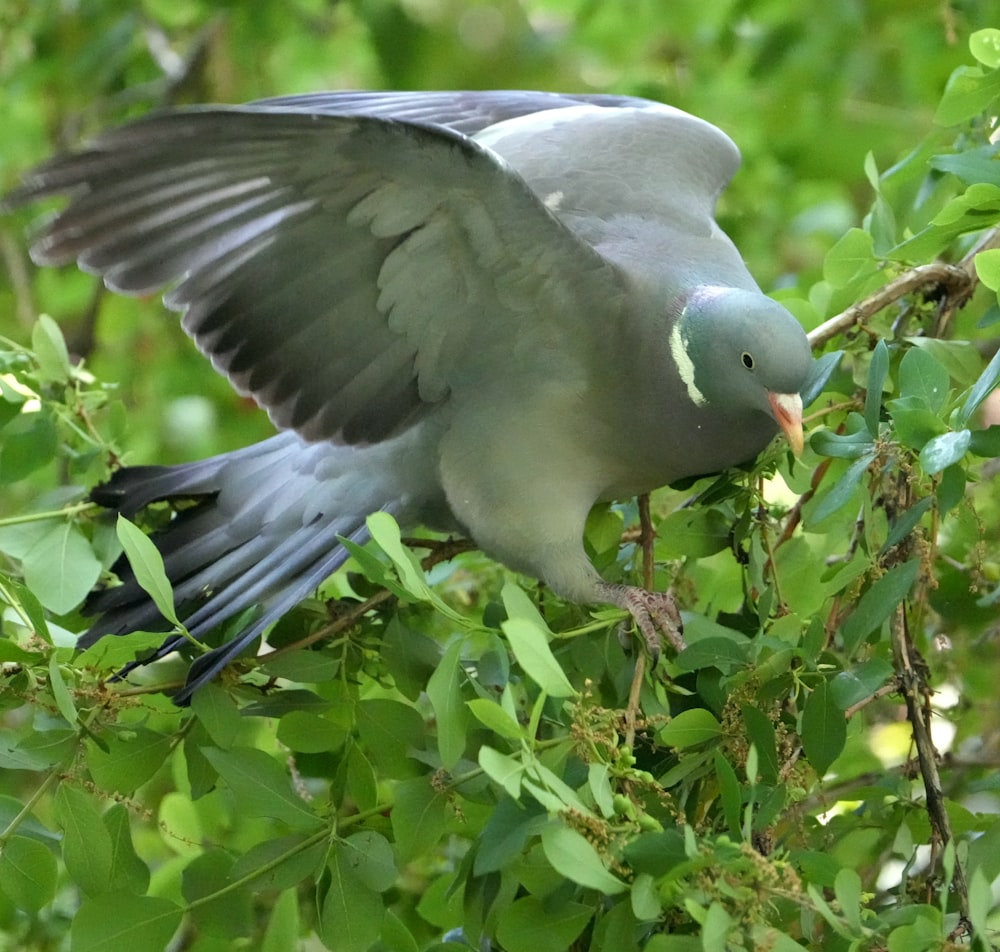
8,92,745,445
10,107,622,444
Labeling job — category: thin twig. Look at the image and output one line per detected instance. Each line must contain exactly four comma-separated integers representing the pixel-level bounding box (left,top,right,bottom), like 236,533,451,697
890,603,971,924
807,263,972,348
806,223,1000,349
624,494,655,749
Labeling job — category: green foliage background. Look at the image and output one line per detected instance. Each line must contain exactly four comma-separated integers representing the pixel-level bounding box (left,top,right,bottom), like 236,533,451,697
2,2,1000,951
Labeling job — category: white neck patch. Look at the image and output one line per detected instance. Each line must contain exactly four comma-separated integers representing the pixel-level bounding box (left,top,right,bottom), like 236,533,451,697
670,317,708,407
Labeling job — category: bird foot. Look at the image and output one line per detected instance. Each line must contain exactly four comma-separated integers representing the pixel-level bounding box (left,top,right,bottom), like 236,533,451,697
598,583,686,663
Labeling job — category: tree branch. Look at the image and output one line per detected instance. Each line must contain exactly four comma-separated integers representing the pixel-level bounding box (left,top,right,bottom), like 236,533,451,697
806,223,1000,349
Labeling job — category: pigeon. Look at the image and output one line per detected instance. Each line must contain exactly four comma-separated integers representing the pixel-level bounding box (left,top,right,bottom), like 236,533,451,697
6,90,812,703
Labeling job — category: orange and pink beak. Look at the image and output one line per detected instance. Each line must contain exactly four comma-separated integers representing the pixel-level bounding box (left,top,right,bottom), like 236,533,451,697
768,391,804,457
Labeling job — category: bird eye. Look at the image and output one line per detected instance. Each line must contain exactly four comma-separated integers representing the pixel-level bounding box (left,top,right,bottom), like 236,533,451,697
741,351,755,370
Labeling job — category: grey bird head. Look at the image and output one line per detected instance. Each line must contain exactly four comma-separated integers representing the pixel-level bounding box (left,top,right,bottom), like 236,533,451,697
669,285,812,456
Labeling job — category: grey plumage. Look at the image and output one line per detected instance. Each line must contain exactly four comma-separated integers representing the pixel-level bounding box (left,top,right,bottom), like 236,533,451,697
7,91,812,703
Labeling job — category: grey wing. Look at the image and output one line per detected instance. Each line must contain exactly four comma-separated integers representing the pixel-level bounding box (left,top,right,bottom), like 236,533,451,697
10,108,623,445
473,101,743,247
251,89,659,135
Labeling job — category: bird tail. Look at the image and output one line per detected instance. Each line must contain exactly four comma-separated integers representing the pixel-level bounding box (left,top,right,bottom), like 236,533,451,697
83,431,397,704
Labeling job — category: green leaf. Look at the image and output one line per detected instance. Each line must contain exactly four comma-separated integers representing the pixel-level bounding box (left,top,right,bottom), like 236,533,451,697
958,343,1000,424
888,403,947,451
968,867,992,944
970,425,1000,457
380,909,419,952
675,636,750,674
841,559,920,654
975,246,1000,290
115,515,183,630
229,834,327,892
588,763,615,818
262,890,301,952
496,895,593,952
970,28,1000,69
864,152,898,252
23,520,101,615
830,659,895,710
55,784,114,897
390,776,449,862
898,346,949,414
31,314,73,383
201,747,322,832
655,508,731,559
427,639,467,769
183,850,252,939
70,894,183,952
501,584,575,698
479,745,524,798
346,745,379,813
48,654,77,724
0,835,58,914
356,698,426,780
276,709,349,753
703,901,734,952
524,760,593,815
319,852,385,952
801,350,844,407
823,227,876,288
365,511,433,601
103,803,150,895
749,927,811,951
86,727,172,794
474,798,545,875
741,705,779,784
0,728,76,771
834,867,863,933
919,429,971,475
936,463,966,513
631,872,663,923
365,512,468,625
810,452,876,523
0,408,58,481
540,823,627,894
801,681,846,776
190,682,244,748
882,497,934,552
713,750,742,838
340,831,398,892
865,339,889,436
0,576,51,644
935,64,1000,125
658,709,723,750
886,910,944,952
906,338,983,385
809,423,875,460
466,697,523,740
930,146,1000,187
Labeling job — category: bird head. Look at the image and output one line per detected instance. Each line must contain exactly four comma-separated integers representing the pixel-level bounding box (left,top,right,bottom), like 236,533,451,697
669,286,812,455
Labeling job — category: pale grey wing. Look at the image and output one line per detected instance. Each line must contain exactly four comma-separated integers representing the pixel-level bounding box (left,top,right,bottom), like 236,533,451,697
251,90,658,135
476,102,744,244
11,109,622,444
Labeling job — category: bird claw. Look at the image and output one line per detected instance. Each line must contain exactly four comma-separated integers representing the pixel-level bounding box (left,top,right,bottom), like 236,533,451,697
599,583,686,662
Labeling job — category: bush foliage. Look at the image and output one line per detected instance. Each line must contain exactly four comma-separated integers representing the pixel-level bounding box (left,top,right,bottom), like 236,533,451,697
2,5,1000,951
